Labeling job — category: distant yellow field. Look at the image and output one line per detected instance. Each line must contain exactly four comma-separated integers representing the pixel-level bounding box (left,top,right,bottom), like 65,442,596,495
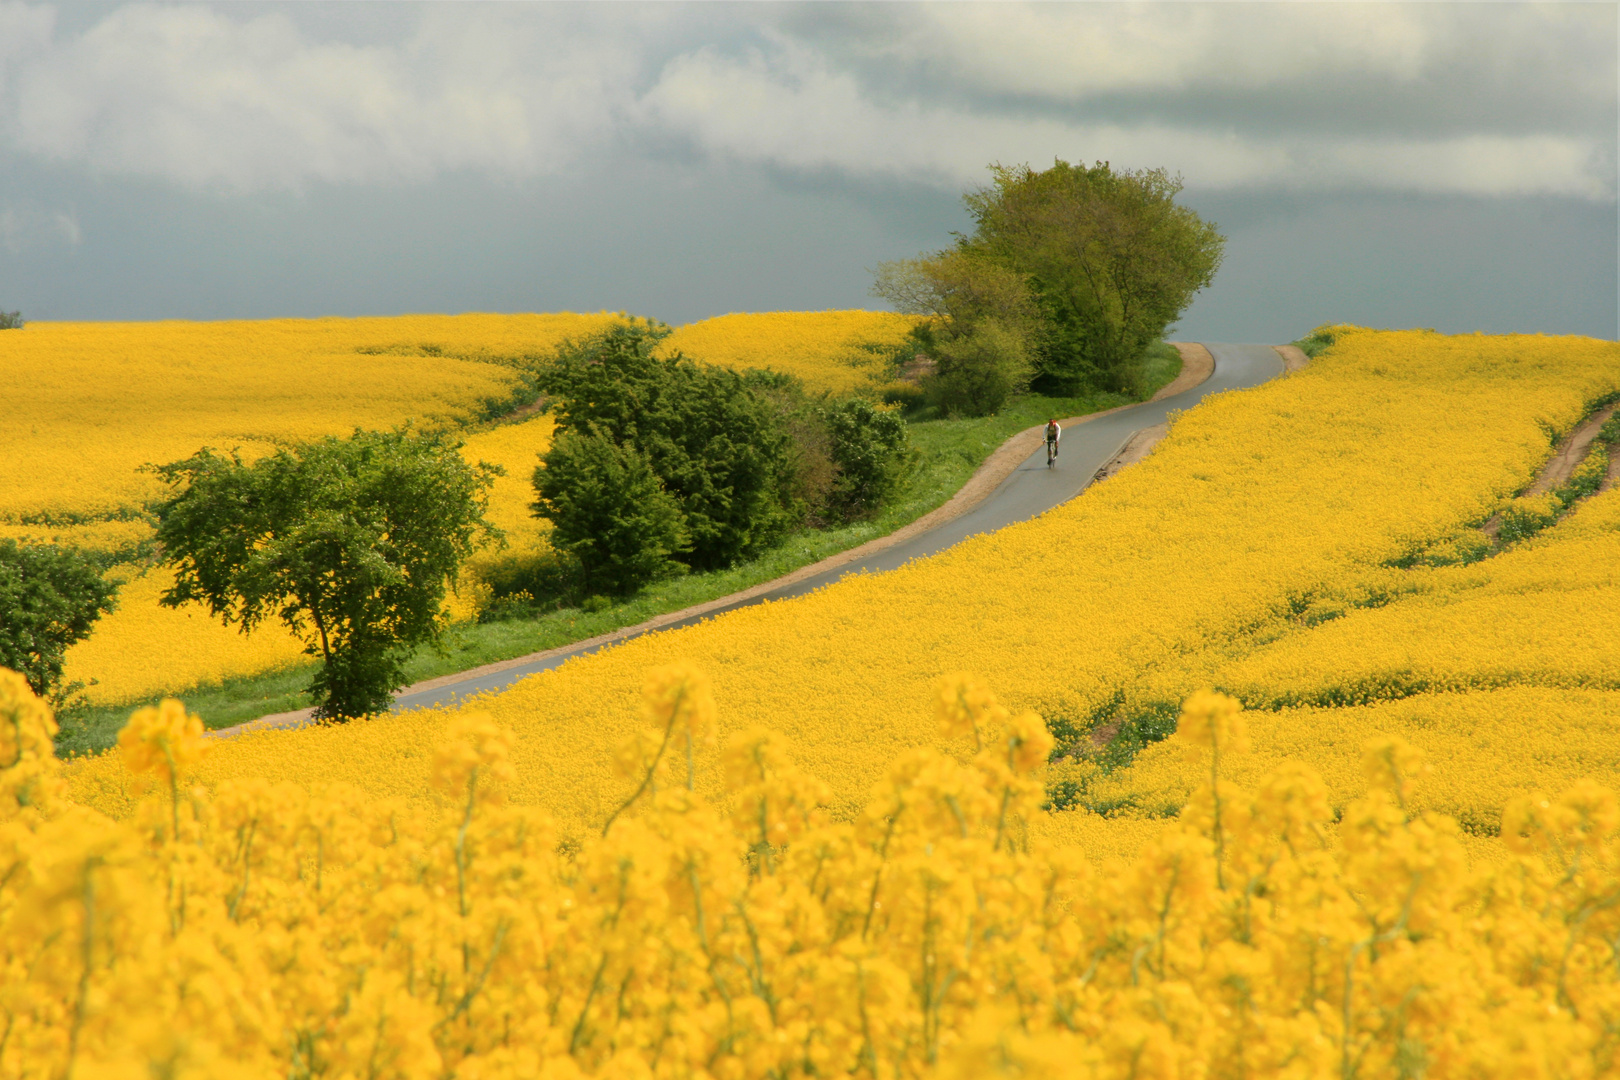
662,310,918,394
442,413,559,622
0,314,615,527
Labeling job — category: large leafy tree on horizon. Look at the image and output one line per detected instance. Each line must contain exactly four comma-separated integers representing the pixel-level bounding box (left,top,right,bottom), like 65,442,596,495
964,160,1225,394
875,159,1225,400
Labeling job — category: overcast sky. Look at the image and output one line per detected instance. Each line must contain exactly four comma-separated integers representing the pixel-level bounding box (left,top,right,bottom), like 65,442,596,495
0,1,1614,342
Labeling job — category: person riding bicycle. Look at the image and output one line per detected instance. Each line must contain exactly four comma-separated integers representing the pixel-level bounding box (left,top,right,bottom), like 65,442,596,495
1044,418,1061,463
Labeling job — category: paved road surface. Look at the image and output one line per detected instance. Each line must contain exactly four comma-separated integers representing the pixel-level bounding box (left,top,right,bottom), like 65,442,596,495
393,343,1283,713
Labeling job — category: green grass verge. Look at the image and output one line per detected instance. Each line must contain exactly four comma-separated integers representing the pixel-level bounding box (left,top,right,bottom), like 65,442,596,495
56,350,1183,756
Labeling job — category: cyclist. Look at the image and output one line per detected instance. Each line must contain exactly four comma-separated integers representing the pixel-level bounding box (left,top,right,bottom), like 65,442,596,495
1044,418,1061,467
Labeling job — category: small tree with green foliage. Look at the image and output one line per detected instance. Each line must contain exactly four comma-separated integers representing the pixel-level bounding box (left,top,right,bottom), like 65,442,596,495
872,251,1041,415
824,399,914,518
925,319,1033,418
0,539,118,704
532,428,689,597
0,311,23,330
152,429,501,720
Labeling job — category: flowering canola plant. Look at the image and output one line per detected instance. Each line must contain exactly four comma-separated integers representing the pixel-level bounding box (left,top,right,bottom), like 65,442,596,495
11,666,1620,1078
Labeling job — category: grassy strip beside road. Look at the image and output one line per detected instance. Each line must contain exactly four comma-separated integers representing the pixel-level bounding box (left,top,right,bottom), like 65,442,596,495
56,348,1180,754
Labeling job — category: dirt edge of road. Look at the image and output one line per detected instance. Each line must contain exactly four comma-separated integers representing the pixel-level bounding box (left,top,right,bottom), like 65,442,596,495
214,344,1218,738
1273,345,1310,373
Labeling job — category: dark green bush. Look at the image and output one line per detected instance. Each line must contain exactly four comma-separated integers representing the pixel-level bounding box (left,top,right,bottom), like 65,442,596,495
824,398,914,519
539,324,798,571
878,381,928,413
476,548,585,622
532,428,689,597
1294,325,1340,358
924,320,1031,417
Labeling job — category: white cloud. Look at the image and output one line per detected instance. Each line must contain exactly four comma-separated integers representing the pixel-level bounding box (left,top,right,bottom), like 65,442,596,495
2,3,645,191
837,3,1436,97
0,2,1611,201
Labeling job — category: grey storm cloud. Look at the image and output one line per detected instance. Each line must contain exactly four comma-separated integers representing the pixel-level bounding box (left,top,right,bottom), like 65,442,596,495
0,1,1612,200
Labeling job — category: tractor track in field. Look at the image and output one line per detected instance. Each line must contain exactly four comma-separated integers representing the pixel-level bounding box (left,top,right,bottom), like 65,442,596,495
216,342,1298,738
1480,401,1619,539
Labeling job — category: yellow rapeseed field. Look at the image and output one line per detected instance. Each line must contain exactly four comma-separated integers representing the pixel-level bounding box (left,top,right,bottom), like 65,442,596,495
0,314,613,527
26,325,1620,1076
431,412,562,623
63,328,1620,848
662,310,918,394
1208,481,1620,710
8,669,1620,1078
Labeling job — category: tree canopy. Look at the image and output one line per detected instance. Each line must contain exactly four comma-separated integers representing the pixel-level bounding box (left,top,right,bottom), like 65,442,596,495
0,539,118,704
875,159,1225,402
152,428,500,720
537,323,799,572
521,323,916,603
532,427,689,598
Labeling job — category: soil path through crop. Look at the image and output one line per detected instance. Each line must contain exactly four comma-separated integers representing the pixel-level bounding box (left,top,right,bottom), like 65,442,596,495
1479,402,1619,538
218,343,1289,736
1525,403,1617,497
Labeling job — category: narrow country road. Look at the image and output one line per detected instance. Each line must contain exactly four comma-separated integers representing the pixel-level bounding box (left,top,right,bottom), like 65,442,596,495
390,343,1285,714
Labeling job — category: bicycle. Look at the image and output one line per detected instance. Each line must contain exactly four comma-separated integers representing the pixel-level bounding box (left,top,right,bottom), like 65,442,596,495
1046,437,1058,468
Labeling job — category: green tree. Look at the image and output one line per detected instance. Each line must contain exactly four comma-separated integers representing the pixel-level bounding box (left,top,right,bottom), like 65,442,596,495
964,160,1224,394
871,250,1041,338
924,319,1033,418
152,429,501,720
532,428,689,597
0,539,118,704
823,398,914,517
0,311,23,330
871,250,1041,415
540,323,798,570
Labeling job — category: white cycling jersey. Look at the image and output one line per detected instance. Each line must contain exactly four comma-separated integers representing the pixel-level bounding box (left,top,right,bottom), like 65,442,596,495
1044,422,1062,444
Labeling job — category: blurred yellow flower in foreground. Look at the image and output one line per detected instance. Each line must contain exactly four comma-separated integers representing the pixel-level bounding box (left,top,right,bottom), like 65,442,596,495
7,670,1620,1077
